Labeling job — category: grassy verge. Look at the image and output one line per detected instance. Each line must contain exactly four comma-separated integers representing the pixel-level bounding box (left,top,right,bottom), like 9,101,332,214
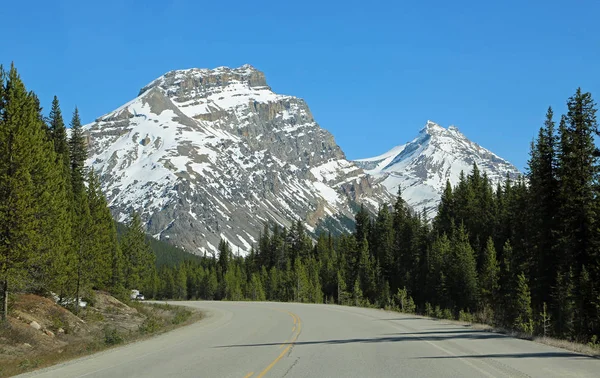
374,304,600,358
0,301,201,377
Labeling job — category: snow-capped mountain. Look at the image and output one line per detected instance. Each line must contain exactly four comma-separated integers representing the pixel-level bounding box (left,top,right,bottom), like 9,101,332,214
354,121,521,217
84,65,390,256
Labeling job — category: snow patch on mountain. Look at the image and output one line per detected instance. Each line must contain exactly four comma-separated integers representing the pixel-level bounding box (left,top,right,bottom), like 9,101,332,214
84,65,390,255
355,121,521,218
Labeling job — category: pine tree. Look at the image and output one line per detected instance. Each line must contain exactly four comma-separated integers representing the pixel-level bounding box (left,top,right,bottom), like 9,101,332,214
447,224,479,311
48,96,70,167
70,189,93,314
554,269,575,338
373,204,394,281
27,94,71,296
175,266,187,299
0,65,57,320
352,277,363,307
514,273,534,335
218,239,231,277
555,89,599,338
354,204,371,246
86,170,117,288
497,240,517,327
68,108,86,196
121,213,154,290
434,180,455,237
479,237,499,310
527,107,559,312
557,90,598,273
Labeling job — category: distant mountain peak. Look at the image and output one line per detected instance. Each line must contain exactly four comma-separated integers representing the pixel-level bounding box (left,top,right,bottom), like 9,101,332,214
138,64,269,97
354,121,520,217
84,65,391,255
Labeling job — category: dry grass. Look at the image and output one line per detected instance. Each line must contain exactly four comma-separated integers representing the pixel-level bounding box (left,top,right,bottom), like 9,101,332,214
0,293,202,378
402,313,600,358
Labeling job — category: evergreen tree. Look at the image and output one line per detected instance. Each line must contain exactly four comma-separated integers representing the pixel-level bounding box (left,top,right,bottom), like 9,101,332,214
352,277,363,307
527,107,559,312
434,180,455,237
554,269,575,338
479,237,499,310
447,224,479,312
0,66,57,320
557,89,598,272
68,108,86,196
373,204,394,281
86,170,117,288
48,96,70,167
175,266,187,299
69,190,93,313
218,239,231,277
121,213,155,290
514,273,534,335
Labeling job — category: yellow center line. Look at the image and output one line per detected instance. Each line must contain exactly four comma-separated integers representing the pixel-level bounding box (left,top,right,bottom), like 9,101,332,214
243,373,254,378
257,310,302,378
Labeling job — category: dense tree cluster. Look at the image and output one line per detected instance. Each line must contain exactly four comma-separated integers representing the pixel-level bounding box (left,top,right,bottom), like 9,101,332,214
0,65,154,320
154,88,599,343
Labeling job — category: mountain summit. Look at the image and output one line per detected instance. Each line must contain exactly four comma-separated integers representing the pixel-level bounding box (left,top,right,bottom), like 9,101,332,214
84,65,390,255
354,121,521,217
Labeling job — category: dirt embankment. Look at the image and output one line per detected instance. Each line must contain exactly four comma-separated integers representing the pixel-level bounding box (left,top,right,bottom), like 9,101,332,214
0,292,198,377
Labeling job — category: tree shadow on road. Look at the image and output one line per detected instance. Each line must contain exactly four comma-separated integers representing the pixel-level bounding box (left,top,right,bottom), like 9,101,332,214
214,330,512,349
417,352,589,359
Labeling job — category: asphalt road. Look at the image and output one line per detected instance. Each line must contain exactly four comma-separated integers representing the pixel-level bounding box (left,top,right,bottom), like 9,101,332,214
20,301,600,378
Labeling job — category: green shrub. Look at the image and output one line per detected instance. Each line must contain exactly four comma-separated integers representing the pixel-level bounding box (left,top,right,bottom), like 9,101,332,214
82,291,97,308
104,328,124,345
424,303,433,317
19,359,40,370
172,309,192,325
139,316,162,334
442,308,454,320
458,310,473,323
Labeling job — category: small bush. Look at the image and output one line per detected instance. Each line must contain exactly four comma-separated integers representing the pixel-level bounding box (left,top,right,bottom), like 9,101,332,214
434,305,443,318
82,291,97,308
424,303,433,317
19,359,40,370
150,303,172,311
474,306,494,326
139,315,162,334
83,309,105,322
104,328,124,346
172,309,192,325
442,308,454,320
458,310,474,323
587,335,599,349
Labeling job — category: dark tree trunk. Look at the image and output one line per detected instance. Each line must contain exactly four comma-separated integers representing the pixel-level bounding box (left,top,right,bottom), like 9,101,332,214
1,279,8,322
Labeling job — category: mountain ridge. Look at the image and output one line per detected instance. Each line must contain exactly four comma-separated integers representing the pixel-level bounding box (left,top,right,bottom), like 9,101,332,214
354,120,521,217
83,65,391,256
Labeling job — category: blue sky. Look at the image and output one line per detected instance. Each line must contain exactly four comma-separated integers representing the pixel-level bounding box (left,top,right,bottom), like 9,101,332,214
1,0,599,170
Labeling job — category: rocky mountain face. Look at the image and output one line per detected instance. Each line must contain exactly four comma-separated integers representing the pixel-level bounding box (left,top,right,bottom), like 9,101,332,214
354,121,521,217
84,65,391,256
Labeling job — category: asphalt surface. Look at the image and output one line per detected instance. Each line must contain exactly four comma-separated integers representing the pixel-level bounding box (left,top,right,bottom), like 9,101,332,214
20,301,600,377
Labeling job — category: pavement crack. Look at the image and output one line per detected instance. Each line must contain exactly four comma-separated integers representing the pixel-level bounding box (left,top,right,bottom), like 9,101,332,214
282,357,300,377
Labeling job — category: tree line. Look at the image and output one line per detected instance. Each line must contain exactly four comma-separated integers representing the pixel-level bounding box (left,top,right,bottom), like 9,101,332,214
151,88,599,344
0,65,155,320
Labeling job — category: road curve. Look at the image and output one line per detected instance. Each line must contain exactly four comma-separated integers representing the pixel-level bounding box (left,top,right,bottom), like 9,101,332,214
20,301,600,378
